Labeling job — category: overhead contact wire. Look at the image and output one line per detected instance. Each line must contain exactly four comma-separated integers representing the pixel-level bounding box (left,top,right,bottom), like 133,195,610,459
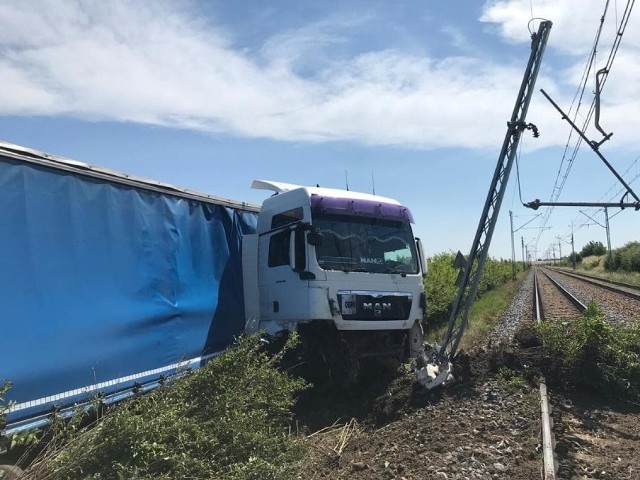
534,0,636,249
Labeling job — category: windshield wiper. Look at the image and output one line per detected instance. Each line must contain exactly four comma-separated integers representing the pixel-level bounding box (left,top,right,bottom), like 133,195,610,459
341,267,367,273
384,267,408,275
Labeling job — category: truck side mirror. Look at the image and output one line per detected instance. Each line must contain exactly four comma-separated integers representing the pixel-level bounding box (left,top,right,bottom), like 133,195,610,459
289,228,307,272
416,237,427,276
289,230,297,270
307,230,324,247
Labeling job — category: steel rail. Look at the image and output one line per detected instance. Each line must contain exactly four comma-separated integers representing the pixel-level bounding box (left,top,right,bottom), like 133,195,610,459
561,271,640,291
540,381,556,480
538,268,587,316
534,268,543,322
549,268,640,301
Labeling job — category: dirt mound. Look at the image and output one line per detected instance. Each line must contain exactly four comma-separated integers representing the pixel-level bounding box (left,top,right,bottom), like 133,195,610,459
301,363,541,479
297,347,498,433
298,320,640,479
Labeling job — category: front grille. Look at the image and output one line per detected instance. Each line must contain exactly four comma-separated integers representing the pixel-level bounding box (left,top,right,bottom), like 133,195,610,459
337,292,412,320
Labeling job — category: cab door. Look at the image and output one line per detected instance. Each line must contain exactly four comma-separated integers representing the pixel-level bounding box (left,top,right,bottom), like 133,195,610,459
258,225,310,323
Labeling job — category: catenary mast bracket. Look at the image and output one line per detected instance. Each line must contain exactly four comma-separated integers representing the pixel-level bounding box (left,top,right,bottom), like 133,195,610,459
524,89,640,211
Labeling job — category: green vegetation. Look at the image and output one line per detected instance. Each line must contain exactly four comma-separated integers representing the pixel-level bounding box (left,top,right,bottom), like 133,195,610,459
0,381,9,416
424,253,519,326
424,253,460,323
605,241,640,272
0,381,10,438
581,254,602,269
580,240,607,257
566,251,582,265
558,240,640,285
536,302,640,399
424,253,523,349
28,334,307,480
496,366,526,392
478,258,516,294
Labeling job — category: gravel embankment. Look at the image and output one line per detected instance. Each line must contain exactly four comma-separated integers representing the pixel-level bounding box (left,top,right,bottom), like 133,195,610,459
487,269,534,346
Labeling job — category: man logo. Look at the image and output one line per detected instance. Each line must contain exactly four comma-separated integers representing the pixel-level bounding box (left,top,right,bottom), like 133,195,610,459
360,257,383,264
363,302,392,313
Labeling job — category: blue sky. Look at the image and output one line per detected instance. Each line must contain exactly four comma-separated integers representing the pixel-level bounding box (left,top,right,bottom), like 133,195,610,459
1,0,639,259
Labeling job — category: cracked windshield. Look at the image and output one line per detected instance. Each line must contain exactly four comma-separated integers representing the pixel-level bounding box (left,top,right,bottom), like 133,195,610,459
312,213,418,273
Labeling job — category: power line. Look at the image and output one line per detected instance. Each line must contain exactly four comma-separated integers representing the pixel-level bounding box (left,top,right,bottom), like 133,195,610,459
536,2,611,233
533,2,612,248
599,0,636,89
570,153,640,226
532,0,636,251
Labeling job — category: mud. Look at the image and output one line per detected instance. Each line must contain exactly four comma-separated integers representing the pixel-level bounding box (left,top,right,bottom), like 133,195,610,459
299,344,640,479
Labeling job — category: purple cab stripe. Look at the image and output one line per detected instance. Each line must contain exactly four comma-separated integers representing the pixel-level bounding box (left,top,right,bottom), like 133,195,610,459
310,194,414,223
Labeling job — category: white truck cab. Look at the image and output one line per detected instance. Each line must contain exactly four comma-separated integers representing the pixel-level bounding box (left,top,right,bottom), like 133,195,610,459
243,180,426,374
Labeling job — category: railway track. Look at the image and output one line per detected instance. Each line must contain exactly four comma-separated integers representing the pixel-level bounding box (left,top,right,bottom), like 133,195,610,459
541,267,640,323
549,268,640,292
529,267,640,480
530,267,640,479
530,268,580,479
547,267,640,299
534,267,586,321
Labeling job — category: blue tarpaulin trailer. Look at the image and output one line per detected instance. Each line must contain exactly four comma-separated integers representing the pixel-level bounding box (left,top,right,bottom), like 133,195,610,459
0,142,259,435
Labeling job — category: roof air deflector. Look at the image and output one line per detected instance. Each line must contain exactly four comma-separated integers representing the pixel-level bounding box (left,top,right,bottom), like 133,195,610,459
251,179,302,194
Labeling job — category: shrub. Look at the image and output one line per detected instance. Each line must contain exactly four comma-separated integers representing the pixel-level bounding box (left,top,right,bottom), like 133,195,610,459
536,302,640,398
0,381,10,434
563,252,582,266
478,259,514,294
0,381,13,455
608,241,640,273
0,381,9,416
605,251,620,271
580,255,602,269
580,240,606,257
29,334,307,480
424,253,518,326
424,253,459,323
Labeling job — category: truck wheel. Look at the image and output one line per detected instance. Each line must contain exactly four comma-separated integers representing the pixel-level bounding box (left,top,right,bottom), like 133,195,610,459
0,465,24,479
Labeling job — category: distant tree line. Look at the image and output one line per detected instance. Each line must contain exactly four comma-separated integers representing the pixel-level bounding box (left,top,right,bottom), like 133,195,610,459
563,240,640,273
604,241,640,272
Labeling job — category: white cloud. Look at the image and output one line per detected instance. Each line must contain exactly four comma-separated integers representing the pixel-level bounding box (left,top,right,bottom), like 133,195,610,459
481,0,640,55
0,0,638,151
0,63,60,113
482,0,640,151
